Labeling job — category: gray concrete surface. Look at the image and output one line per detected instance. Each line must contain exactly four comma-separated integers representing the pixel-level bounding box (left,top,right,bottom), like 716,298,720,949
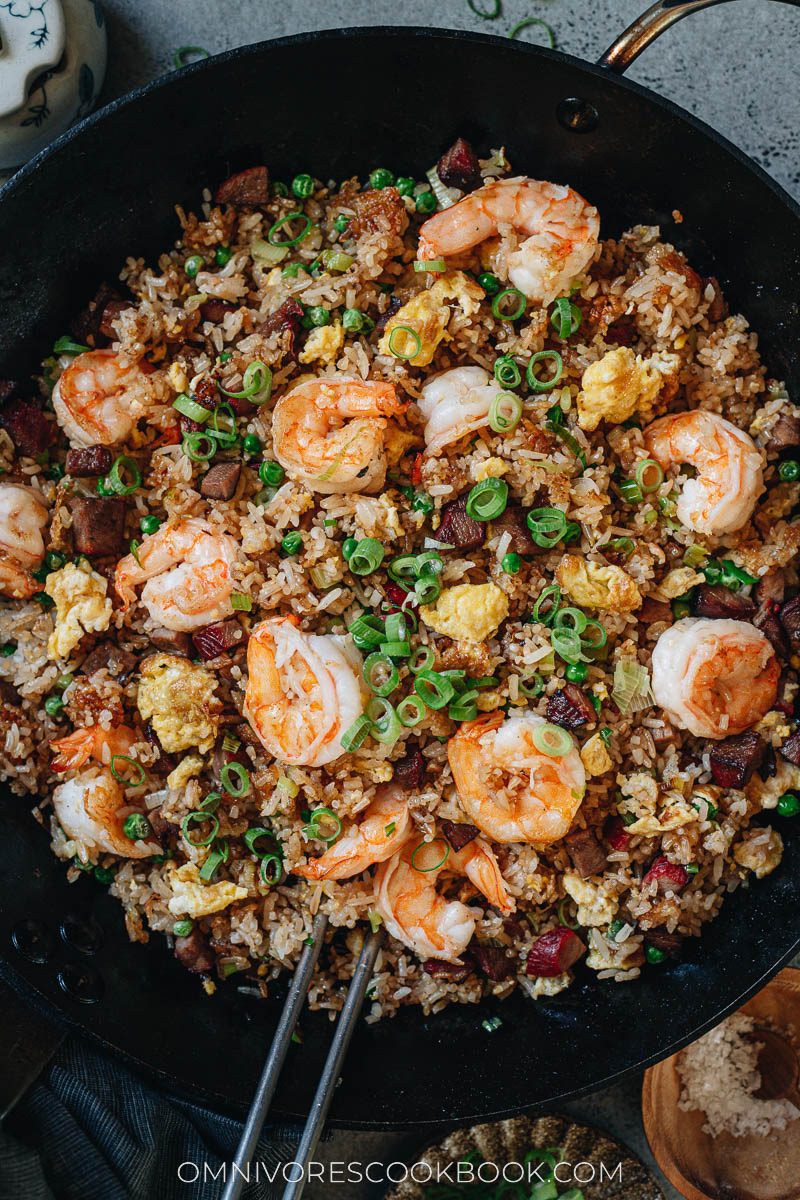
15,1,800,1195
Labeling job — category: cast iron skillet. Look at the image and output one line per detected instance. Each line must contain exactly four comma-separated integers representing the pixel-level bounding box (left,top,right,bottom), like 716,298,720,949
1,0,800,1128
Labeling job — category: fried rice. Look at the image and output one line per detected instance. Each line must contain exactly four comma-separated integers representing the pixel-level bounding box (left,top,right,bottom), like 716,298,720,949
1,141,798,1021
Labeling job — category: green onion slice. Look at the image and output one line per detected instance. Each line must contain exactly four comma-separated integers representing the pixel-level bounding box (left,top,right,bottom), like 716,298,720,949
348,613,385,650
551,627,584,665
230,592,251,611
413,258,446,273
110,754,145,786
468,0,500,15
494,355,522,389
409,645,435,674
411,838,450,873
465,478,508,521
533,583,562,626
259,852,284,886
182,810,220,847
182,432,216,462
519,673,545,698
547,421,587,472
218,360,272,405
348,537,385,576
267,213,312,247
489,391,522,433
387,554,419,583
414,575,442,606
550,296,582,338
509,17,556,46
414,670,456,710
527,506,567,547
366,697,402,745
491,288,526,321
340,714,372,752
532,722,573,757
397,695,426,727
635,458,664,493
303,807,342,844
173,46,210,68
363,652,399,697
173,393,212,423
387,325,422,361
554,606,587,635
526,350,563,393
220,762,250,797
607,536,635,559
107,455,141,496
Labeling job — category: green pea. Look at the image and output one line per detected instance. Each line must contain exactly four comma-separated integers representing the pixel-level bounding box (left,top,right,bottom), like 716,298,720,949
242,434,262,457
342,537,358,559
671,596,692,620
333,214,350,234
55,673,75,692
96,476,113,497
395,176,415,197
281,531,303,556
259,460,284,487
779,459,800,481
369,168,394,189
501,552,521,575
215,245,233,266
123,813,152,841
478,272,500,295
565,661,588,682
173,919,194,937
44,695,64,717
185,254,203,278
0,643,16,657
45,551,65,571
645,945,667,965
272,181,288,198
140,515,161,535
94,865,116,885
777,791,800,818
415,191,436,215
291,173,315,199
342,308,365,333
308,306,330,327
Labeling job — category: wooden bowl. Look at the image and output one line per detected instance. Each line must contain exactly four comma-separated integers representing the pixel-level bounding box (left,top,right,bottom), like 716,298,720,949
642,967,800,1200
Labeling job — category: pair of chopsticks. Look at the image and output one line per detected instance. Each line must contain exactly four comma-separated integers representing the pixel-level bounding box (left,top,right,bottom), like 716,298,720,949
220,912,385,1200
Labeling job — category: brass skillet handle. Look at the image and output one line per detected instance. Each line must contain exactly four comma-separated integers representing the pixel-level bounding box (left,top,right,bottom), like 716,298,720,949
599,0,800,74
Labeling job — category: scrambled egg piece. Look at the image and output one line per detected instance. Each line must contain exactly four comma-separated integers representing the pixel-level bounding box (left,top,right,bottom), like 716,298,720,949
555,555,642,613
656,566,704,600
527,972,572,997
167,361,189,393
626,794,697,836
473,457,508,483
420,582,509,644
384,426,420,469
580,733,613,778
733,828,784,879
299,323,344,365
377,271,483,367
577,347,663,431
167,861,247,918
166,754,205,791
46,561,112,660
563,872,617,927
586,928,642,973
137,653,219,753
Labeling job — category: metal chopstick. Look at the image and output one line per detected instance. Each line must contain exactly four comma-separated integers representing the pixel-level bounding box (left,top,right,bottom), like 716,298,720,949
221,910,329,1200
280,926,386,1200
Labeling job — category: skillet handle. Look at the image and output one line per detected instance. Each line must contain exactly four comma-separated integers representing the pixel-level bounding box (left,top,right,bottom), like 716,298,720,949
599,0,800,73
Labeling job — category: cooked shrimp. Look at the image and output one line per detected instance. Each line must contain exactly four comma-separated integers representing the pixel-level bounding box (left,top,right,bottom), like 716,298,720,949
374,835,514,963
418,366,508,456
651,617,779,739
244,616,363,767
271,375,407,494
114,517,237,631
50,723,140,773
53,766,160,859
448,711,586,845
0,483,49,598
417,176,600,304
52,349,151,447
294,783,410,880
643,410,763,535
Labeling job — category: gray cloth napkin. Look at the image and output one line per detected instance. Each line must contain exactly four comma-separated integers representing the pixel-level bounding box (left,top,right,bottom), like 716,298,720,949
0,1036,301,1200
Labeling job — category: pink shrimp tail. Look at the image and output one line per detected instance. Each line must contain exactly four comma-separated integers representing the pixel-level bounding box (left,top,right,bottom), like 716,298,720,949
50,728,98,772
